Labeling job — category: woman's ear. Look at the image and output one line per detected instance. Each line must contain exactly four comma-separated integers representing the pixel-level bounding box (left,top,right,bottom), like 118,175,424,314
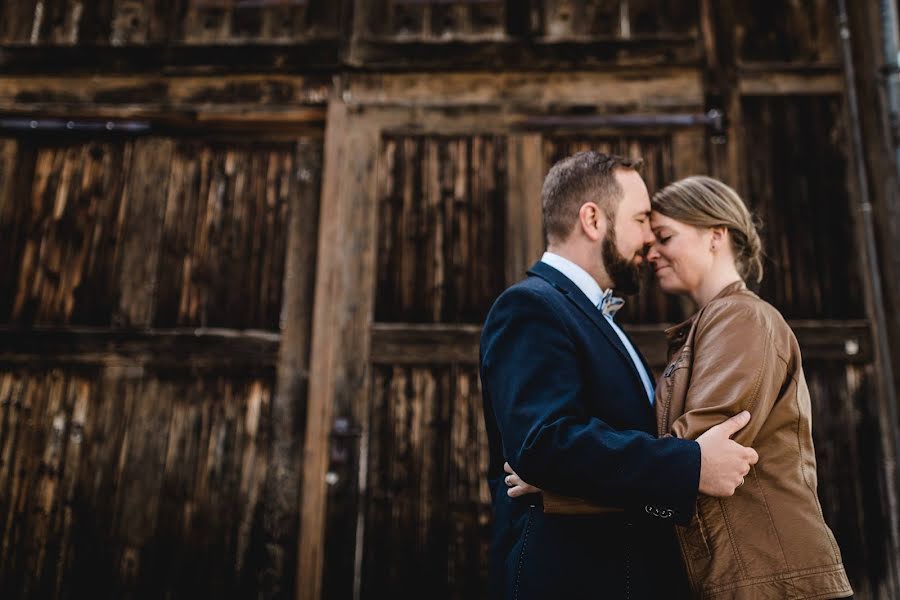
578,202,607,242
710,226,728,252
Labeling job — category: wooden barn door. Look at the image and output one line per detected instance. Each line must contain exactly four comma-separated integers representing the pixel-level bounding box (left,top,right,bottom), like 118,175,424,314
299,96,712,599
0,131,322,598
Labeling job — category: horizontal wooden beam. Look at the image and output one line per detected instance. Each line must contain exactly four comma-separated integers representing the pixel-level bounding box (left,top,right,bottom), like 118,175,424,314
738,70,843,96
0,327,280,374
0,320,871,372
348,37,700,70
342,69,704,110
370,323,482,364
0,43,342,74
0,74,330,132
370,320,873,366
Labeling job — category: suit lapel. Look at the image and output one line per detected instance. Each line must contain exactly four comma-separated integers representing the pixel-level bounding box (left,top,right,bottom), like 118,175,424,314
526,261,647,393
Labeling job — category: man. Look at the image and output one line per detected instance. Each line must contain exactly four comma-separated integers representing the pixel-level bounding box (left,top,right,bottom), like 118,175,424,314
479,152,759,599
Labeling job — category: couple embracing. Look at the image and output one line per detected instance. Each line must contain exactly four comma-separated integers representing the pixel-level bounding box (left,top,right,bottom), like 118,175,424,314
479,152,853,599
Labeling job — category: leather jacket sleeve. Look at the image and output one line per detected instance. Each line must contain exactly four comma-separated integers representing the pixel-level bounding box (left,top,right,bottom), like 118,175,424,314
670,300,788,446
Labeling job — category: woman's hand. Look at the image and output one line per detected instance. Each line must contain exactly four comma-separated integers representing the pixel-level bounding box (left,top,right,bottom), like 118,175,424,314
503,462,542,497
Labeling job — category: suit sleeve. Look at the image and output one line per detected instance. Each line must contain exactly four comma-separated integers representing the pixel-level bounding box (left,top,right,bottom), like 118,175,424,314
670,301,786,447
481,287,700,522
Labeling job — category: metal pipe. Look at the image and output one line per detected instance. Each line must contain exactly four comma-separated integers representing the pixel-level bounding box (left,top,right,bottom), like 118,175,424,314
516,110,724,132
0,117,151,134
836,0,900,584
880,0,900,178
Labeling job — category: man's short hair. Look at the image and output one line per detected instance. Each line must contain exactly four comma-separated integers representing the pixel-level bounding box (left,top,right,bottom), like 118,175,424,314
541,151,643,244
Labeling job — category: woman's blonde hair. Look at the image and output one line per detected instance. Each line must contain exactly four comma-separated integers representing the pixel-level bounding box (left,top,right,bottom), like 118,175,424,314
651,176,764,283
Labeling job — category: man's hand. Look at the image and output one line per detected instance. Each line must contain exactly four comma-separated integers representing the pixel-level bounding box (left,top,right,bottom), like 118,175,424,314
696,411,759,497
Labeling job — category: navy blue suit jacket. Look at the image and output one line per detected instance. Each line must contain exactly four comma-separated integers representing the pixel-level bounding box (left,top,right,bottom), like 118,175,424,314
480,261,700,599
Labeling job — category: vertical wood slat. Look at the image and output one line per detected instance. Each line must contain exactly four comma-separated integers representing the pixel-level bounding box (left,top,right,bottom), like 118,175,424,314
805,362,899,598
699,0,742,195
155,141,295,330
733,0,837,63
113,138,174,328
0,139,24,322
541,0,619,38
742,96,863,319
0,0,39,43
627,0,698,36
362,365,490,599
9,142,130,327
375,135,507,324
0,368,276,597
505,134,544,286
298,97,380,600
259,139,322,598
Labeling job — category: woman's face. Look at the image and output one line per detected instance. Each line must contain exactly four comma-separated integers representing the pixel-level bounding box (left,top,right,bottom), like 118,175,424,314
647,212,716,295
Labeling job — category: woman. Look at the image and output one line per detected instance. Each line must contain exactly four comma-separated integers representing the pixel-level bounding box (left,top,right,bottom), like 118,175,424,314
505,176,852,599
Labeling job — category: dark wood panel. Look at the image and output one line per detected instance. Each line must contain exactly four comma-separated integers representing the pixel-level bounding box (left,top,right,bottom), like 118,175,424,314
627,0,699,36
742,95,864,319
733,0,837,63
361,0,505,40
805,361,898,599
0,0,339,45
362,364,490,600
375,134,507,324
0,367,274,598
2,140,132,326
153,140,298,329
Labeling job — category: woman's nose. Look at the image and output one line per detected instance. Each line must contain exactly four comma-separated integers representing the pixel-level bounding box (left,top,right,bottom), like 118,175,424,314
647,246,660,262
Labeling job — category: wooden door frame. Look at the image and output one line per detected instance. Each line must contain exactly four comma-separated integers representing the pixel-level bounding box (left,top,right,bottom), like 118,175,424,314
297,70,713,600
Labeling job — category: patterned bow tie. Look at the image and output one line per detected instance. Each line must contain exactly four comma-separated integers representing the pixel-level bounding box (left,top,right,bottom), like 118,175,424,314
598,289,625,318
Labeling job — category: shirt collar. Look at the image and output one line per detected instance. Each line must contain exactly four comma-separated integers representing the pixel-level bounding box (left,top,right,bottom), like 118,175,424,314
540,251,611,308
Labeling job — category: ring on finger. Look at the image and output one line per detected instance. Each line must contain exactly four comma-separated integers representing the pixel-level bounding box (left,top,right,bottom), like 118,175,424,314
505,475,512,486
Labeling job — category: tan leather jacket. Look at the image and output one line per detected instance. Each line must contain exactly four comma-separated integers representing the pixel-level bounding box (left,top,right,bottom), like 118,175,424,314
659,281,852,599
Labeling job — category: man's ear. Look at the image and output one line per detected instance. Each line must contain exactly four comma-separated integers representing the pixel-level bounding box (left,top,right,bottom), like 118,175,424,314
578,202,607,242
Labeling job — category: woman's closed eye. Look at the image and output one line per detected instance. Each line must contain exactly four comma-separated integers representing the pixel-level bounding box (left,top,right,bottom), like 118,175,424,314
657,235,672,245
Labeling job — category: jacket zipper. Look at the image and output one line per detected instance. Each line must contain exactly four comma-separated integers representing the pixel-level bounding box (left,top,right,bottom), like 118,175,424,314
661,359,679,434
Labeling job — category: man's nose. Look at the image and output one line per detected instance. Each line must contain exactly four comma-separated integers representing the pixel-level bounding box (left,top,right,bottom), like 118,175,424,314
642,227,655,246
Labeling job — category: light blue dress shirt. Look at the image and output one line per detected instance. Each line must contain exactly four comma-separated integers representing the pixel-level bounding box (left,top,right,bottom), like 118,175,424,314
541,252,656,405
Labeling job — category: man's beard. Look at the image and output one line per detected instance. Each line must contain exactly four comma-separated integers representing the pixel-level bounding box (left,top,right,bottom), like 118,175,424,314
601,228,644,295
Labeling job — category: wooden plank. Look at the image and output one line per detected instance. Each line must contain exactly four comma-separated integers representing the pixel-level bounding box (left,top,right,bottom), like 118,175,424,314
738,68,842,96
259,139,321,597
367,321,874,367
0,0,40,43
298,97,380,600
540,0,619,38
370,323,481,364
0,327,280,372
374,134,507,323
7,142,130,326
342,70,704,110
153,140,299,330
505,134,544,286
0,42,342,74
0,74,330,113
112,138,173,328
699,0,742,190
670,128,708,179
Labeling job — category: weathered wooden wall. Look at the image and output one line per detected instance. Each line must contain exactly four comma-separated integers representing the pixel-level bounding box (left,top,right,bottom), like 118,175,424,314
1,1,898,599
